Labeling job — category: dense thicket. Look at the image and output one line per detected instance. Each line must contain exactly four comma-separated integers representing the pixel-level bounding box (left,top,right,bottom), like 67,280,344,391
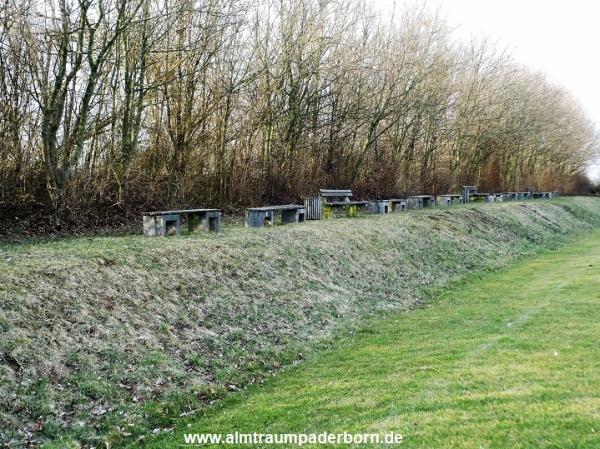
0,0,597,211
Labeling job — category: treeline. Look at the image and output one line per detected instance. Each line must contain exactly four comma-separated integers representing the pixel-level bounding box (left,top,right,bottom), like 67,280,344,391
0,0,597,211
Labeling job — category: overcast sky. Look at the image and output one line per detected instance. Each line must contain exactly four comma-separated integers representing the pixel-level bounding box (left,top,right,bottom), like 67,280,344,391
375,0,600,182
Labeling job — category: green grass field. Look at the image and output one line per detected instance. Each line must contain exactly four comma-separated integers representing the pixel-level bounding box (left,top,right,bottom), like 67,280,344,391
5,198,600,447
146,230,600,449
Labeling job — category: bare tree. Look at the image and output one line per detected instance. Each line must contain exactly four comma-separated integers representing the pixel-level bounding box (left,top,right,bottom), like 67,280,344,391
0,0,596,211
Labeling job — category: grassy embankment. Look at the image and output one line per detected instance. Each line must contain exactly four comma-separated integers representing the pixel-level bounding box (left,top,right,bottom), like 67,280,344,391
0,197,599,447
147,227,600,449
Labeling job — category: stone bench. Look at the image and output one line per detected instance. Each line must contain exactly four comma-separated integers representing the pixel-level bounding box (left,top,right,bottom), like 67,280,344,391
436,194,462,206
471,193,495,203
368,200,391,214
388,198,407,212
518,191,532,200
319,189,368,217
407,195,436,209
143,208,221,237
246,205,306,227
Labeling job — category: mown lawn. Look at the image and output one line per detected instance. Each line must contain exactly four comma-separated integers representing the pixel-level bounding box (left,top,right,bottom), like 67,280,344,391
145,230,600,448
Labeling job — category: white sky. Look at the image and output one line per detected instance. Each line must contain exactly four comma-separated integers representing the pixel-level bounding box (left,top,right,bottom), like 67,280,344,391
374,0,600,182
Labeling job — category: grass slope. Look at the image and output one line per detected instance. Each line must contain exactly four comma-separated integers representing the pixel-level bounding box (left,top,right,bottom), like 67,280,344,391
1,198,599,447
147,229,600,449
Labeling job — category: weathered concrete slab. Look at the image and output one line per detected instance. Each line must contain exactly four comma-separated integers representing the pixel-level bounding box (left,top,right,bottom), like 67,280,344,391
143,208,221,236
369,200,391,214
246,205,306,227
406,196,436,209
143,214,181,237
389,199,407,212
437,194,462,206
188,210,221,233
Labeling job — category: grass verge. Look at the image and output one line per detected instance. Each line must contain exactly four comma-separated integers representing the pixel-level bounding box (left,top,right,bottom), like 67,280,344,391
0,198,599,447
144,229,600,449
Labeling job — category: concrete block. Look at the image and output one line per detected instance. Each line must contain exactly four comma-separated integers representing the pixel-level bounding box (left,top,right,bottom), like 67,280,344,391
188,211,221,233
143,214,181,237
390,200,407,212
369,200,391,214
407,197,424,209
